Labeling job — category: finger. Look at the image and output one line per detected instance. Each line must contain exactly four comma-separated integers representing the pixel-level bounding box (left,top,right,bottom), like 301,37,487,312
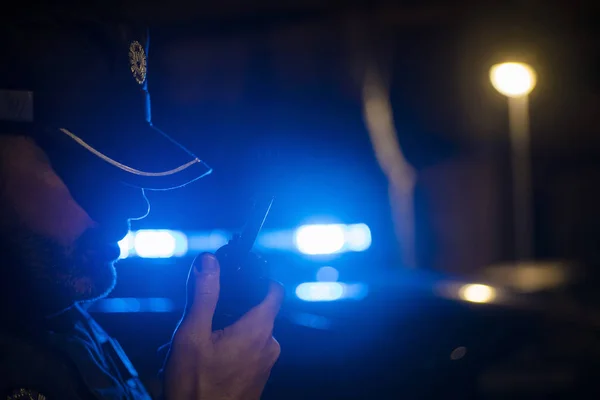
260,281,285,319
186,253,220,339
231,281,284,335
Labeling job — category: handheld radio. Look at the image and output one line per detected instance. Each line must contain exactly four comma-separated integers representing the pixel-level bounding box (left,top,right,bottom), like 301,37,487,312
212,195,275,330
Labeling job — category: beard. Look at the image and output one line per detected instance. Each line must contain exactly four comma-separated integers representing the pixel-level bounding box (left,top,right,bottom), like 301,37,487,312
1,225,119,316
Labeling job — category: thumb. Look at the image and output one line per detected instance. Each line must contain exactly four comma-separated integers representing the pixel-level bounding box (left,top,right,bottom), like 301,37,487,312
185,252,220,339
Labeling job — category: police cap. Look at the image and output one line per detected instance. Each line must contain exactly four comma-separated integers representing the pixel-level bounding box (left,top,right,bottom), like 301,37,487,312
0,9,212,190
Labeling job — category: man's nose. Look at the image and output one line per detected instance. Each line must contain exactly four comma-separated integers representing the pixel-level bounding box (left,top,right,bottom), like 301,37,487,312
113,184,150,222
129,188,150,221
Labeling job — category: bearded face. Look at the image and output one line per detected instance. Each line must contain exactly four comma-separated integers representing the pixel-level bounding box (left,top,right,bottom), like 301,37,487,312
1,226,120,311
0,135,147,315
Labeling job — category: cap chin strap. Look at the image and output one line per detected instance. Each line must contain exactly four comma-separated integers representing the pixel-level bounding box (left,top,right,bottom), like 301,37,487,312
59,127,201,177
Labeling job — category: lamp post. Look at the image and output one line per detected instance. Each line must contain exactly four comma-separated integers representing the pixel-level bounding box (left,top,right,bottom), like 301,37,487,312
489,62,537,261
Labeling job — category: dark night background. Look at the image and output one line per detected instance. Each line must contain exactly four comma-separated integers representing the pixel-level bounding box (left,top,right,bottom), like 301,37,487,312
11,0,600,398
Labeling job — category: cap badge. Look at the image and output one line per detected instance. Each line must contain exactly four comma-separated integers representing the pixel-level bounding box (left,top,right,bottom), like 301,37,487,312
7,388,47,400
129,41,147,85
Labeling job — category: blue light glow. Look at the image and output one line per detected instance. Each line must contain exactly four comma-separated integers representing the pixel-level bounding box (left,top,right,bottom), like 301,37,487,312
134,230,188,258
117,223,371,259
316,266,339,282
186,230,229,252
296,282,344,301
90,297,176,313
118,232,134,259
294,223,372,255
286,311,332,330
295,282,369,302
294,224,346,255
345,223,372,251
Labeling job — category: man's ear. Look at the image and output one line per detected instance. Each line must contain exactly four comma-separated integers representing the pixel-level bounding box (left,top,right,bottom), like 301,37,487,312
0,134,94,246
0,135,63,190
0,134,48,167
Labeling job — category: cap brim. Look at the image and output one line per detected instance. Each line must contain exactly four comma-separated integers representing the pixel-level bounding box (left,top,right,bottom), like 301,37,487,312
40,121,212,191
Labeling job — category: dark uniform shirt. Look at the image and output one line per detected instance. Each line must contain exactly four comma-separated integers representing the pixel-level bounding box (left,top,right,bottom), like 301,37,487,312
0,305,152,399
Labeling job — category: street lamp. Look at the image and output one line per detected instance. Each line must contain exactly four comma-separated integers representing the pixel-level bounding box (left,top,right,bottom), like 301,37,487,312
490,62,537,260
490,62,537,98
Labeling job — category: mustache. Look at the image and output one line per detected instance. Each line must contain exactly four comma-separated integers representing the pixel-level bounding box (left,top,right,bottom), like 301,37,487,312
0,223,120,315
6,225,121,274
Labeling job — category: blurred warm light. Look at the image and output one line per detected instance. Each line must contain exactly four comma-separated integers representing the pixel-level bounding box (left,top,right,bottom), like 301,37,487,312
459,284,496,303
362,67,417,268
481,262,569,293
490,62,537,98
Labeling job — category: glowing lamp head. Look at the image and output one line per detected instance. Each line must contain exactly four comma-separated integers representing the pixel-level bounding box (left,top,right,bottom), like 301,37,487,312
459,284,496,304
490,62,537,98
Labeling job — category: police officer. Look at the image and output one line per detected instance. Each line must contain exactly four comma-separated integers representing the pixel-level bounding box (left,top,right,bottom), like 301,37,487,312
0,9,283,400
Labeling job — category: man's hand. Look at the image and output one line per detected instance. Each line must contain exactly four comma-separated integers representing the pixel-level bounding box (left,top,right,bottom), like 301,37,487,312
164,253,283,400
